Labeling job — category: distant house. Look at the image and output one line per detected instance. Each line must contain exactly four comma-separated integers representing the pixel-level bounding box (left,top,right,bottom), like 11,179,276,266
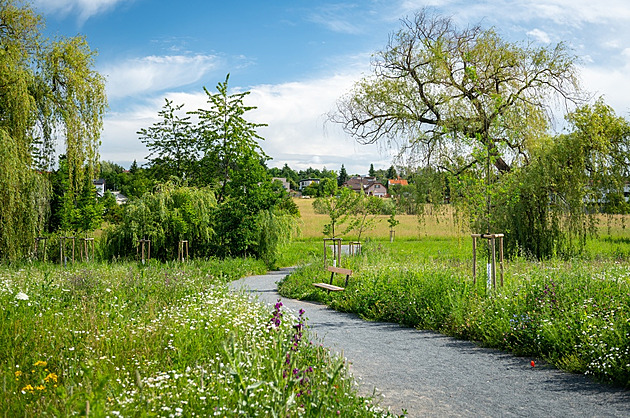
272,177,290,191
387,177,409,188
299,178,320,190
365,182,387,197
93,179,105,198
343,177,365,193
343,176,387,197
108,190,128,205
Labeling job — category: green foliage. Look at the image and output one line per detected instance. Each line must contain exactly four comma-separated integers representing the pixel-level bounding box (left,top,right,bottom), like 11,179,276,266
0,135,49,260
338,164,349,187
318,177,338,197
386,167,447,216
0,261,389,415
103,184,216,261
38,35,107,187
331,10,600,258
387,212,400,231
99,191,122,224
268,164,299,190
385,165,397,180
191,74,268,199
74,176,102,232
333,10,579,177
48,157,102,234
134,77,299,264
301,182,319,197
0,0,106,261
138,99,196,182
254,209,300,268
490,100,630,258
349,194,385,241
279,241,630,388
103,182,299,266
297,167,337,181
313,187,361,237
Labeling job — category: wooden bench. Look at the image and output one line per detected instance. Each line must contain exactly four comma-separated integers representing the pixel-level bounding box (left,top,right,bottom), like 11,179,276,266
313,266,353,292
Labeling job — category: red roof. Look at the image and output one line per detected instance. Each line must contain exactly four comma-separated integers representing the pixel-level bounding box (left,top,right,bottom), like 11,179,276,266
388,178,408,186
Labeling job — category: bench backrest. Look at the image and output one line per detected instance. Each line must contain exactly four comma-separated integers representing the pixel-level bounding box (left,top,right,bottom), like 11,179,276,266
327,266,353,276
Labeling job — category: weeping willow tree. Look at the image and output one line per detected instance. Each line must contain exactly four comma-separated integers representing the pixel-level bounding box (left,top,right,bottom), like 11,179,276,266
103,184,217,261
0,0,106,261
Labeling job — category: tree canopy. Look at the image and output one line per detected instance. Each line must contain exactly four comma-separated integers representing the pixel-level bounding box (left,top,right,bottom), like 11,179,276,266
332,10,630,258
0,0,107,261
134,77,297,261
332,10,581,176
138,99,195,182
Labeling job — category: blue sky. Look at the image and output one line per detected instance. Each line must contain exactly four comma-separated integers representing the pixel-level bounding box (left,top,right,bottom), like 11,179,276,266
33,0,630,175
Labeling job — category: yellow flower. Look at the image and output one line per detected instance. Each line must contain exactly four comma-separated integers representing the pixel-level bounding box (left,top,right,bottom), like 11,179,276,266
35,385,46,391
14,370,22,378
44,373,58,383
21,384,34,393
33,360,47,367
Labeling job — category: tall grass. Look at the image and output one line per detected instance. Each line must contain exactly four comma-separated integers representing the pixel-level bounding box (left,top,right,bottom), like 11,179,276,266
1,261,393,416
279,240,630,388
293,198,462,240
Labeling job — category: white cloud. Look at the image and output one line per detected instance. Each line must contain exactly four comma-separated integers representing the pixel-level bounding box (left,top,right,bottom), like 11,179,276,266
524,0,630,25
308,4,364,35
101,54,221,100
98,73,394,174
580,61,630,117
246,75,393,173
33,0,130,22
526,28,550,44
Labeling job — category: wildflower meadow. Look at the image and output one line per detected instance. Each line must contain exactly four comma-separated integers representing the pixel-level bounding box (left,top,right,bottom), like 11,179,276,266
279,239,630,389
1,260,392,416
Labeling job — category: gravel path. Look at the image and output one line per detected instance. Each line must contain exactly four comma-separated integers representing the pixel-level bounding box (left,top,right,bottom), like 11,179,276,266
229,268,630,417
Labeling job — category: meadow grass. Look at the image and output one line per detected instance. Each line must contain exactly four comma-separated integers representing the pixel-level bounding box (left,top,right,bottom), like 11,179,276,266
1,260,394,416
293,198,462,240
280,202,630,389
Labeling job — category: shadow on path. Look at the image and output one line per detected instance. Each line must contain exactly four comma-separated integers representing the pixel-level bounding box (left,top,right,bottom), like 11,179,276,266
230,269,630,417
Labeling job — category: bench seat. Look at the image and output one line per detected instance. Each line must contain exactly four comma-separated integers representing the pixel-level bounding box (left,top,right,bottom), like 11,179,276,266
313,266,353,292
313,282,345,292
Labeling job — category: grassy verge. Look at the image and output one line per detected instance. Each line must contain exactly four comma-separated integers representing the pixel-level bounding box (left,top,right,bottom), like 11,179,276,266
1,260,393,416
278,239,630,388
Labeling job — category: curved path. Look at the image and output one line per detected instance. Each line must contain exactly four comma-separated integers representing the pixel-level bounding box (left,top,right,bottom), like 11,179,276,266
229,268,630,417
